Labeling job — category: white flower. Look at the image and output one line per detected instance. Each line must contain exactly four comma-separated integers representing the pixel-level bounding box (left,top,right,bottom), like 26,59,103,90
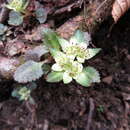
58,30,101,63
52,51,83,84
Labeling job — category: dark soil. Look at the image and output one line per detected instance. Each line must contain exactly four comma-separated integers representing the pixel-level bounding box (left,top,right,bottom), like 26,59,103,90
0,2,130,130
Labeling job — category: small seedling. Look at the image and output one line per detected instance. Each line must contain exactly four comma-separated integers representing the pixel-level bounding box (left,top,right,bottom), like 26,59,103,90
43,29,101,87
5,0,29,13
97,105,104,113
12,82,37,103
5,0,29,26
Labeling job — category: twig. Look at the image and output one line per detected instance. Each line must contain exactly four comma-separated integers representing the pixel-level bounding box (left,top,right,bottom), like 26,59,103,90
85,98,95,130
25,100,37,125
95,0,108,13
54,0,81,15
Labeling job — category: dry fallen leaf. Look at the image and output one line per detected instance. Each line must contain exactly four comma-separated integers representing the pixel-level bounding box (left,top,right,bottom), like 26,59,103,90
5,40,25,56
112,0,130,22
0,57,20,79
57,16,83,39
102,75,113,84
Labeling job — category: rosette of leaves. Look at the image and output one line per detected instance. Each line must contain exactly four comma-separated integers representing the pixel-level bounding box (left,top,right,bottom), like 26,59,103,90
43,29,101,87
5,0,29,13
12,87,31,101
12,82,37,103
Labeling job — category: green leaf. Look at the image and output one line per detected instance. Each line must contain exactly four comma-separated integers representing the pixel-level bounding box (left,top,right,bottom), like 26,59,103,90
12,89,21,99
46,71,63,83
18,87,31,100
14,60,44,83
84,66,100,83
52,63,63,71
58,37,69,51
75,71,91,87
75,66,100,87
0,24,7,35
49,48,59,57
22,0,29,11
42,28,61,51
49,49,65,61
86,48,101,60
35,8,47,24
70,30,91,45
63,72,72,84
8,11,23,26
42,64,51,74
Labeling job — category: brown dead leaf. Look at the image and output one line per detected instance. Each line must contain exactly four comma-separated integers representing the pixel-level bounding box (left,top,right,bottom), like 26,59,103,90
0,41,4,53
122,93,130,101
127,54,130,60
102,75,113,84
5,40,25,56
0,57,20,79
51,125,68,130
25,24,50,41
56,16,83,39
112,0,130,22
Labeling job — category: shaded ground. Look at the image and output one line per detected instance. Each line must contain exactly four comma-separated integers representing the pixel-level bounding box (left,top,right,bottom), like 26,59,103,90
0,3,130,130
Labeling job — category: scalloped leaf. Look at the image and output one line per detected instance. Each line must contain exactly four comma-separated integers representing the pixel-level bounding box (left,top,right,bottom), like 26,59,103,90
35,8,47,24
75,66,100,87
86,48,101,60
58,37,69,51
75,71,91,87
70,30,91,45
25,45,49,61
46,71,63,83
8,11,23,26
14,60,44,83
84,66,100,83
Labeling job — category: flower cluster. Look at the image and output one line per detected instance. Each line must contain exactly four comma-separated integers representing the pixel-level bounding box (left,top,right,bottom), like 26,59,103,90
51,51,83,83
